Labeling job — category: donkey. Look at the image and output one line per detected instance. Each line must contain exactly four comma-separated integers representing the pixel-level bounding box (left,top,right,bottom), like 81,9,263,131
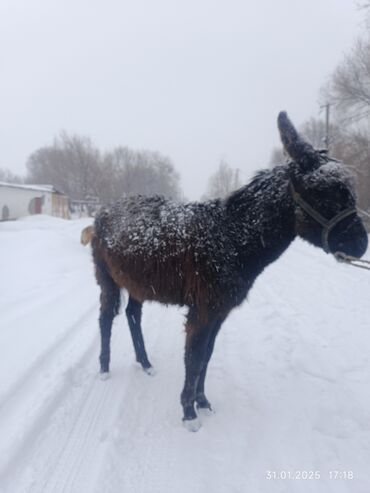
92,112,368,431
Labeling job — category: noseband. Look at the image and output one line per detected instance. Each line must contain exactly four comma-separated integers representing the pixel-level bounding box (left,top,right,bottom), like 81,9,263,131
289,181,357,253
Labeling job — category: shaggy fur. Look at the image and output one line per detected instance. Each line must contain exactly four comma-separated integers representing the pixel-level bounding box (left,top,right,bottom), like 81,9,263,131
92,112,368,427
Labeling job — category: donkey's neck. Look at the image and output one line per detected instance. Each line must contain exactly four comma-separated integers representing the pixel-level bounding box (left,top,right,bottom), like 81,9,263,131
225,165,296,279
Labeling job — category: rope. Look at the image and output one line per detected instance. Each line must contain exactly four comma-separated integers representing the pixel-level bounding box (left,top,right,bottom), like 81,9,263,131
334,252,370,271
358,208,370,220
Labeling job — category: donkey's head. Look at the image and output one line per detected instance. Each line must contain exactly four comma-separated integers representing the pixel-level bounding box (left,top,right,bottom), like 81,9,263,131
278,111,368,258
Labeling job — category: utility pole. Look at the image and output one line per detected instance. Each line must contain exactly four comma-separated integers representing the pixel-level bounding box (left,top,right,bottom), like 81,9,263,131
320,103,331,152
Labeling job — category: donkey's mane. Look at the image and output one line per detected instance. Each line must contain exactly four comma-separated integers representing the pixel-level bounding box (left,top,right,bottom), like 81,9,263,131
225,165,291,226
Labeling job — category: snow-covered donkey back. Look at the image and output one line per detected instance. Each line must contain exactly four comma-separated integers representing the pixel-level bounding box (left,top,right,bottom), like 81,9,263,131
92,112,368,431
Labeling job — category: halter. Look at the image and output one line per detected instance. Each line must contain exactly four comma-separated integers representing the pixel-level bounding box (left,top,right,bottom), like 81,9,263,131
289,181,357,254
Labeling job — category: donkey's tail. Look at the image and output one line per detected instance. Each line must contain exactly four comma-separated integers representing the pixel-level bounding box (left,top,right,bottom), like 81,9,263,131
81,225,94,246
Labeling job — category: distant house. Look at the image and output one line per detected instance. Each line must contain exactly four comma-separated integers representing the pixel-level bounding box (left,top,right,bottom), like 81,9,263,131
0,182,70,220
70,197,100,218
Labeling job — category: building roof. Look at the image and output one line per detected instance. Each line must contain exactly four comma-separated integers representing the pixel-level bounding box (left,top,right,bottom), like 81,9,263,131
0,181,67,195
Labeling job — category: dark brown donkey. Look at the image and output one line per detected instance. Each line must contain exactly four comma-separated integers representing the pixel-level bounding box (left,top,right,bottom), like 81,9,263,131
92,112,368,431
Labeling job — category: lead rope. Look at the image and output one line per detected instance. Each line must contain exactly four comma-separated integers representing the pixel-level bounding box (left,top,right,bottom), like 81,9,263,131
334,252,370,271
358,207,370,220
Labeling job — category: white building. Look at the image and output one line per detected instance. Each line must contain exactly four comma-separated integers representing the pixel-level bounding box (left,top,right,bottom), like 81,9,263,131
0,182,70,220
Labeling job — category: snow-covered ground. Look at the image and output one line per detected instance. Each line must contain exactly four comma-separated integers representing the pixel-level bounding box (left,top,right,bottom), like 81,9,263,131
0,215,370,493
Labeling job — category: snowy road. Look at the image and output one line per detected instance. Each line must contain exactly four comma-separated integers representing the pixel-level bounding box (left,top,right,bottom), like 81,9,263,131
0,216,370,493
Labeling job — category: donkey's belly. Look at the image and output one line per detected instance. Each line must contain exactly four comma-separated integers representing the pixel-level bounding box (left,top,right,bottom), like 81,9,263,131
105,253,188,305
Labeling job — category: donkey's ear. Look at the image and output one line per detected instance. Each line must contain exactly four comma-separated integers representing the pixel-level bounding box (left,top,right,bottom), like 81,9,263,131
278,111,319,173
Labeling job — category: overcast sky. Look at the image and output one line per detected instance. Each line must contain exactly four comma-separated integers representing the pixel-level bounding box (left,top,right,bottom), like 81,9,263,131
0,0,364,199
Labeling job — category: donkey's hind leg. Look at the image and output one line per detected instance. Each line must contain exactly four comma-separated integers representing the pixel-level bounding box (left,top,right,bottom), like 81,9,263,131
125,296,153,374
98,272,121,377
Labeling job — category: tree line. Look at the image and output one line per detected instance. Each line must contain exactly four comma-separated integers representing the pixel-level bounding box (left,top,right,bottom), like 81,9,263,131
0,131,241,204
0,133,183,204
27,133,183,203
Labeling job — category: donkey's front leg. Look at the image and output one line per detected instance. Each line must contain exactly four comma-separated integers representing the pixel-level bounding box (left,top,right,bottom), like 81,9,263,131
181,322,211,431
195,327,219,411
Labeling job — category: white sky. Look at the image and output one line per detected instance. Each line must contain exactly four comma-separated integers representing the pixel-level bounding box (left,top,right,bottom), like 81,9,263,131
0,0,364,199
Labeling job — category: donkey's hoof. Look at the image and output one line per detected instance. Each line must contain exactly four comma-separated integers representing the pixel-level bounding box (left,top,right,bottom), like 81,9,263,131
143,366,156,376
99,371,110,381
196,405,214,417
183,417,201,432
196,395,212,411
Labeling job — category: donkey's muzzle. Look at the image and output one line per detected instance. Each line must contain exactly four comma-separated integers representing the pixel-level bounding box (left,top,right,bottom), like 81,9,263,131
329,215,368,259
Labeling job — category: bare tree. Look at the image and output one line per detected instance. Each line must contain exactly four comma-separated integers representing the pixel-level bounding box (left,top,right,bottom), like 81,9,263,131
102,147,182,203
0,168,24,184
27,132,102,200
203,160,241,200
324,39,370,123
331,125,370,220
26,133,183,204
300,118,329,148
322,18,370,217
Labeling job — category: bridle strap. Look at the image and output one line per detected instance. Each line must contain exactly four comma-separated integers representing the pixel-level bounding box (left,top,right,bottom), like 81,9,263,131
289,182,328,227
289,182,357,253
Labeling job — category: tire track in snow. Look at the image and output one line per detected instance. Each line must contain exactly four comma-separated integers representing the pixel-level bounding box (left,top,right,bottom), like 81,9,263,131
0,301,98,412
93,308,200,493
1,280,81,328
39,373,113,493
2,300,177,493
0,337,99,493
0,305,99,491
40,310,180,493
22,325,157,493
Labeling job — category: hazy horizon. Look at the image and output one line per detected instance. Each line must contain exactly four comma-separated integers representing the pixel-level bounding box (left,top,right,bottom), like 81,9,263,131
0,0,364,199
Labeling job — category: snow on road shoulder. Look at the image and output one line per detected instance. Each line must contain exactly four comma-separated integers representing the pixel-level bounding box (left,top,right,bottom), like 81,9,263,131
0,216,97,490
0,217,370,493
0,216,95,396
